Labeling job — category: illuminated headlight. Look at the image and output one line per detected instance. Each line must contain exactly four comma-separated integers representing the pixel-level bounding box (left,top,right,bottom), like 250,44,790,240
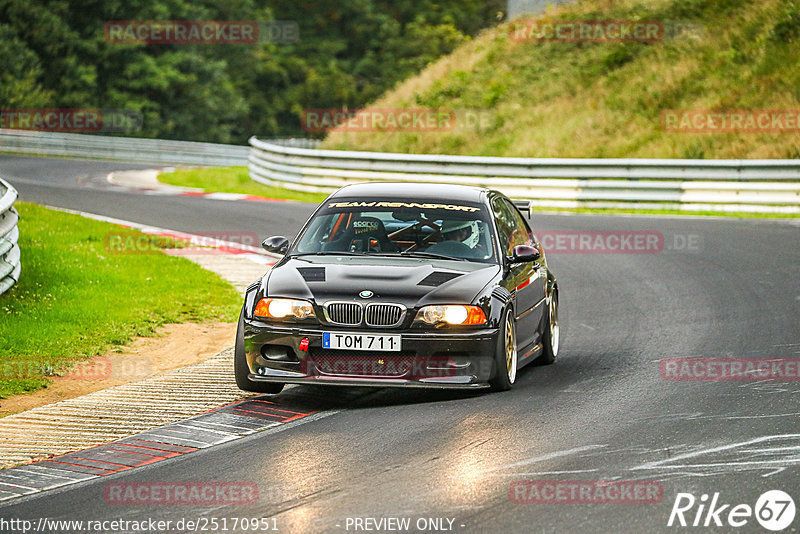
414,305,487,326
254,298,316,320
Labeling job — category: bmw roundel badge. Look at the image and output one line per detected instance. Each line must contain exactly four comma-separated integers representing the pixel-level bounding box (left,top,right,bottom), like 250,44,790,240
359,290,374,298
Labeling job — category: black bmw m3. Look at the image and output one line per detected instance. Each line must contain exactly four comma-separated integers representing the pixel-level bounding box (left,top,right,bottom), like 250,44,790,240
235,182,559,393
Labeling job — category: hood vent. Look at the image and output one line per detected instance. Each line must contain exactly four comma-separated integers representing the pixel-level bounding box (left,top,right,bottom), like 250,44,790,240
298,267,326,282
418,271,463,287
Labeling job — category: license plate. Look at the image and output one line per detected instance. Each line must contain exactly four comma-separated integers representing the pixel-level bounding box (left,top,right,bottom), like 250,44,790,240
322,332,401,352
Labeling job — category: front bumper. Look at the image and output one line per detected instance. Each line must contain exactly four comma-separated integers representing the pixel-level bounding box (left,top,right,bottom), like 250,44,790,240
242,320,499,389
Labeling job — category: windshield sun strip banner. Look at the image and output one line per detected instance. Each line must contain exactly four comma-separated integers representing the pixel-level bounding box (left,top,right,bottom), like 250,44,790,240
327,201,482,212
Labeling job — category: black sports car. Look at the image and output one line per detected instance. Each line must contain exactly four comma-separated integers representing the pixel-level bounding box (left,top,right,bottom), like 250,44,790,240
235,182,559,393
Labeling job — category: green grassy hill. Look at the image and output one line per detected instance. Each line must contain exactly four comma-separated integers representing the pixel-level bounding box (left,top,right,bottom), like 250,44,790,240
322,0,800,159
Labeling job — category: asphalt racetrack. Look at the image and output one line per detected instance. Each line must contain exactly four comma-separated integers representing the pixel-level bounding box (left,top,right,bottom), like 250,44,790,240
2,154,799,533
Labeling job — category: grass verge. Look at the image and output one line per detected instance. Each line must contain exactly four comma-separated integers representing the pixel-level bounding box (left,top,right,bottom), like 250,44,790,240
159,167,329,203
0,202,241,399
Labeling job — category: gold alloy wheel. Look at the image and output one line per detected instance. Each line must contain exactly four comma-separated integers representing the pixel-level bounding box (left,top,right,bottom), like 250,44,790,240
549,295,560,357
505,312,517,383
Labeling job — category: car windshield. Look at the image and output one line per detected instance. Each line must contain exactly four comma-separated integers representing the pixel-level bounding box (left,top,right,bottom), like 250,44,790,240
291,199,497,263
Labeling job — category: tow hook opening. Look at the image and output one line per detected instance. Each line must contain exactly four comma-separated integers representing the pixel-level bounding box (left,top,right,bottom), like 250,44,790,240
260,345,296,362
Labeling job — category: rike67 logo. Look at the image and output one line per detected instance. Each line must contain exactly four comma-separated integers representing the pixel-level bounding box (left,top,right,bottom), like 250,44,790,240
668,490,795,531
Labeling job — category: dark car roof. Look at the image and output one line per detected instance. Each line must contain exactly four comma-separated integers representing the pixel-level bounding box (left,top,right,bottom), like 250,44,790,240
329,182,490,203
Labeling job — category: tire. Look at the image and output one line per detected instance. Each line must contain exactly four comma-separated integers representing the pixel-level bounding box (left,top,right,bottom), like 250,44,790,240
234,309,285,394
536,289,559,366
490,308,517,391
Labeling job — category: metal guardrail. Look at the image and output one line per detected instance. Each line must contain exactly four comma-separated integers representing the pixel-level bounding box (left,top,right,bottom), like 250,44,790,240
249,137,800,213
1,131,796,213
0,130,249,167
0,178,20,296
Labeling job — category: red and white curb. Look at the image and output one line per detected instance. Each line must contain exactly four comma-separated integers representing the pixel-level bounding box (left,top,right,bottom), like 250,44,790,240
0,396,333,502
107,169,290,203
47,206,281,267
173,191,290,203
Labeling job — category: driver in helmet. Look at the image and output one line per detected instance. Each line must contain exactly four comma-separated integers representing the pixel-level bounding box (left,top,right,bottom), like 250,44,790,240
440,220,479,248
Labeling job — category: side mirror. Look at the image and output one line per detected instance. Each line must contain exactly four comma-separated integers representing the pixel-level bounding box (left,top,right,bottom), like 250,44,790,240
508,244,541,264
262,236,289,254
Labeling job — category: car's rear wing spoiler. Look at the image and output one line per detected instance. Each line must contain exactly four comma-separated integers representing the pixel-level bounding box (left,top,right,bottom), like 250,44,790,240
512,199,533,218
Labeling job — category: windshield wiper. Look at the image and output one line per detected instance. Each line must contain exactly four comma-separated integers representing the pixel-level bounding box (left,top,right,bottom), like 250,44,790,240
289,251,365,257
291,251,471,262
382,251,471,262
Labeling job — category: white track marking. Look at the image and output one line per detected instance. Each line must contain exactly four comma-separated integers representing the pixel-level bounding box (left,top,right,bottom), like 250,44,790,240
631,434,800,471
478,444,607,473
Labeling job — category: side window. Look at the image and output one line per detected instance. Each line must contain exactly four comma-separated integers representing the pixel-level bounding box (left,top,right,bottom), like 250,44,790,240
491,196,514,255
503,198,532,250
491,196,531,256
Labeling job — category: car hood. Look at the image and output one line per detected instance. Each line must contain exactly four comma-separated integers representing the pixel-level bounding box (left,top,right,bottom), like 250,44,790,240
265,256,500,308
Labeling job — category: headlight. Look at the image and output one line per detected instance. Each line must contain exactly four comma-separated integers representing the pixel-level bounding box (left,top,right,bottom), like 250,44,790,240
254,298,316,320
414,305,487,326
